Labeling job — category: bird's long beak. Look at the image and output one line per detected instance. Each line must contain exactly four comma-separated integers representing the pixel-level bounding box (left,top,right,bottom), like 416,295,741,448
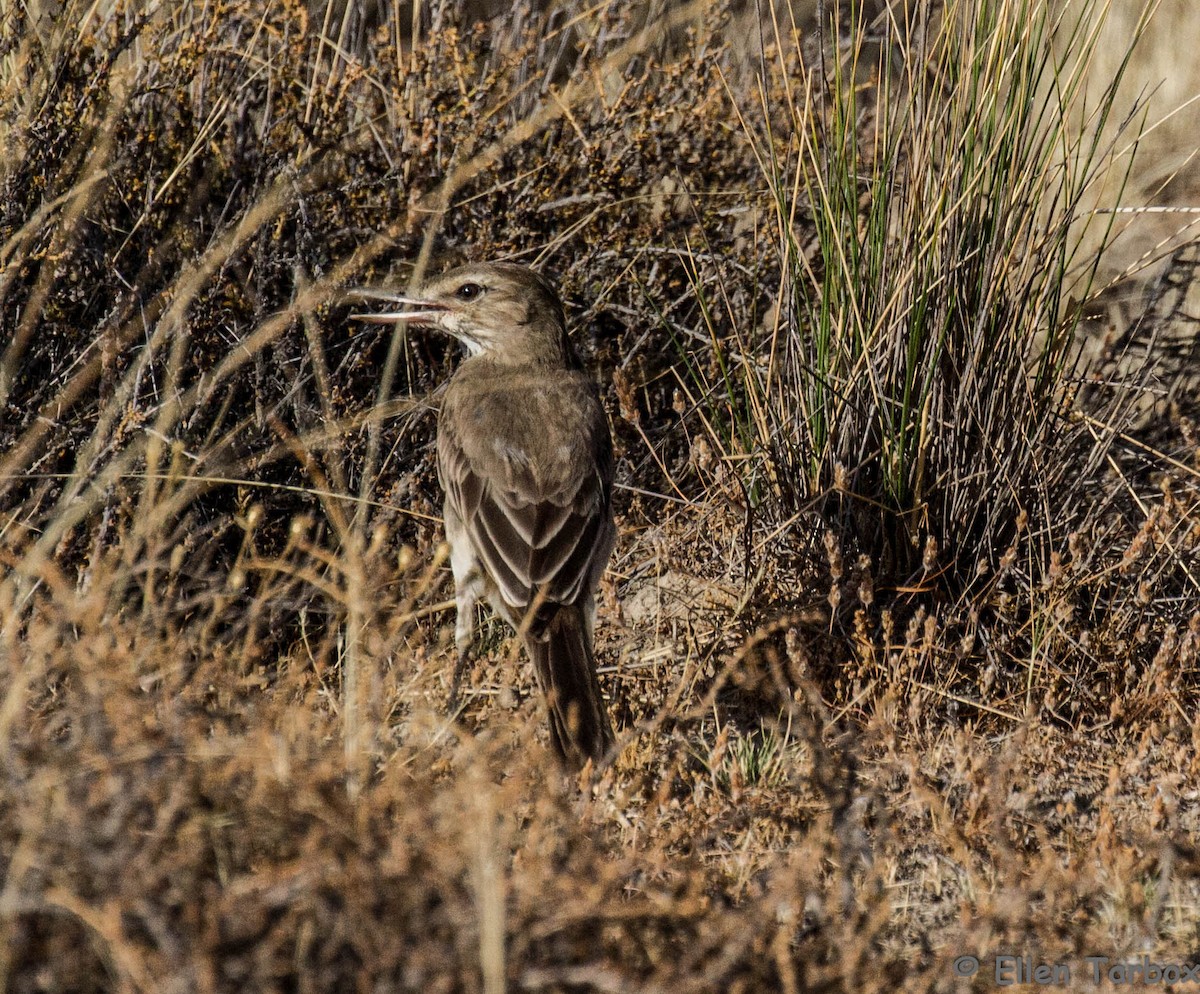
348,288,447,325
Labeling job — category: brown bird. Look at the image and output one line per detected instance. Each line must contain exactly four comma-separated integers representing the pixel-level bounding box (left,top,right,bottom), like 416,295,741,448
355,262,617,768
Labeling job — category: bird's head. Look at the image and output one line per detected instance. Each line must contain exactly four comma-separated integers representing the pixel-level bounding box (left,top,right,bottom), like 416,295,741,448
352,262,574,366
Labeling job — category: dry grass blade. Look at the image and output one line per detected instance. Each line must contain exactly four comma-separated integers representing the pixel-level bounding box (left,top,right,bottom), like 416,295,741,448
1,1,1198,991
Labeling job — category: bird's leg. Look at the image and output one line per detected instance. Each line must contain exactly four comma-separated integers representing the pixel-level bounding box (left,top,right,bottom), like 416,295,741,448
448,593,481,714
448,652,470,716
447,528,485,714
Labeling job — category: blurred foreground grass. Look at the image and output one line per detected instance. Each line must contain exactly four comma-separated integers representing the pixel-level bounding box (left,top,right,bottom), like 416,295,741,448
1,0,1199,990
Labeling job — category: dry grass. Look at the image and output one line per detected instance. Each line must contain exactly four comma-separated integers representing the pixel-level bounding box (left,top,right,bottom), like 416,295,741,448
1,0,1199,991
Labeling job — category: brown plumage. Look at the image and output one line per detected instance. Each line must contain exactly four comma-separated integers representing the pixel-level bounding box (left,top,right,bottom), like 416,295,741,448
354,262,616,768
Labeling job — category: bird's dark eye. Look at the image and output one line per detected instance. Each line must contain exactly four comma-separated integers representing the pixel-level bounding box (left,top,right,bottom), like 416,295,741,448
456,282,484,301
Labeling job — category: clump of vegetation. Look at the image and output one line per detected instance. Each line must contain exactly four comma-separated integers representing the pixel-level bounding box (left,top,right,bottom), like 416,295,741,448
1,0,1197,990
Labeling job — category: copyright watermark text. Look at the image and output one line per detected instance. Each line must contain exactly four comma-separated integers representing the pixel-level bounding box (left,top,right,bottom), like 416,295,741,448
950,954,1200,986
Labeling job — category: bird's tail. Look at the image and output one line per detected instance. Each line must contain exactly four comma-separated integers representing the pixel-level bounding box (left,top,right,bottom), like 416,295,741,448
526,606,614,769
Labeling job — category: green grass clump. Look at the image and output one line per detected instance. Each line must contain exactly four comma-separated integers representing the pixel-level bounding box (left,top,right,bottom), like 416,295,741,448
1,1,1199,991
732,0,1152,579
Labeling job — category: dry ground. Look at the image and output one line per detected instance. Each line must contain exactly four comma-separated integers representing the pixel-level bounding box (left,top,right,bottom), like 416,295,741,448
1,1,1199,991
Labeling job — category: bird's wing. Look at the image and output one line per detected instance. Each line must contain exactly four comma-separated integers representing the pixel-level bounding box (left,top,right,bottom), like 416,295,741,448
437,372,614,617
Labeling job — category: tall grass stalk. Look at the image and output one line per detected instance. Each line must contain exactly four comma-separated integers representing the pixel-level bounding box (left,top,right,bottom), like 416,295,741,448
734,0,1156,580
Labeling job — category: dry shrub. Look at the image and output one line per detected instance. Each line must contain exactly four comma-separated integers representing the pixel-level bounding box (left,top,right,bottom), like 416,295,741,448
2,0,1199,991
